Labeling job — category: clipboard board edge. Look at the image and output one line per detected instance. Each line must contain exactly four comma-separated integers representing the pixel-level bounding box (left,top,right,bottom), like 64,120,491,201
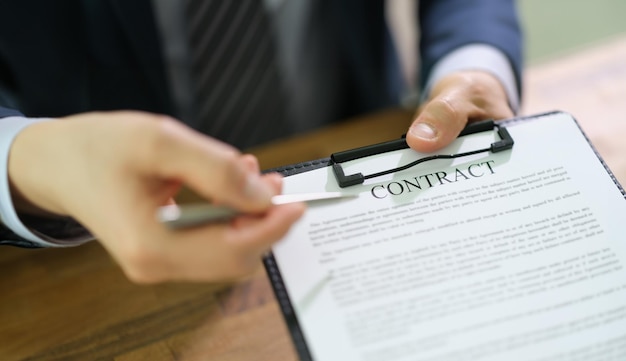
264,158,332,177
262,254,314,361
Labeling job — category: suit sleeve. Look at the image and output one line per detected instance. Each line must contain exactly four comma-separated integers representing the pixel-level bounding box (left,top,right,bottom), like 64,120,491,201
0,108,93,248
418,0,523,108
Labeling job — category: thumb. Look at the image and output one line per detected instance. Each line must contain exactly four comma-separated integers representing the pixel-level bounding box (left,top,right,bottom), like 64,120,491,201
406,71,514,153
406,97,469,153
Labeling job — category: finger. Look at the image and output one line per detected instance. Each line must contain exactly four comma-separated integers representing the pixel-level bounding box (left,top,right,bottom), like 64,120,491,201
158,202,306,282
406,71,514,153
262,172,284,194
240,154,261,173
239,154,283,194
145,118,275,212
160,180,182,205
407,95,475,153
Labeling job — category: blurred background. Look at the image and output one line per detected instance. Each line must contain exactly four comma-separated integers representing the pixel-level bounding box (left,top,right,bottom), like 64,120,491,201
520,0,626,184
521,0,626,65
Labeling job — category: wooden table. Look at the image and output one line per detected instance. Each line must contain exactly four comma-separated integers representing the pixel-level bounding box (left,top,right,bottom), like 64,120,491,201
4,35,626,361
0,110,414,361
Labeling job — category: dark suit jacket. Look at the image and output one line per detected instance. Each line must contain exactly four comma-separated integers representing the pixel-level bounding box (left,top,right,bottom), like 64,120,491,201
0,0,522,247
0,0,522,122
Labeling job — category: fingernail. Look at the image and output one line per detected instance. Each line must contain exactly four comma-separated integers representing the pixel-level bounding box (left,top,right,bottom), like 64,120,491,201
245,174,274,203
410,123,437,140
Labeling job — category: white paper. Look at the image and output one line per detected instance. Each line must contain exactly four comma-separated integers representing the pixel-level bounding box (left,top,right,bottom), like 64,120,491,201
272,112,626,361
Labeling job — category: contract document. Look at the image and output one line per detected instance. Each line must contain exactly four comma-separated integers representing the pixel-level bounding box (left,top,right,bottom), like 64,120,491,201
266,112,626,361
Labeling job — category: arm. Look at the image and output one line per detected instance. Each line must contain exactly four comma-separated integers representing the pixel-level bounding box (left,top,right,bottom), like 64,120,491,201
0,113,92,248
0,103,92,248
406,0,523,152
4,111,305,282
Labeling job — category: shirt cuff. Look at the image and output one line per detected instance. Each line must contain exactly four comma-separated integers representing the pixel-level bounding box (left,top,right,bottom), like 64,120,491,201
421,44,520,114
0,116,93,247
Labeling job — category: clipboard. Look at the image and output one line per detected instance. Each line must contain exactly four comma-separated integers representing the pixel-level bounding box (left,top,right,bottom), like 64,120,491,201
262,111,626,361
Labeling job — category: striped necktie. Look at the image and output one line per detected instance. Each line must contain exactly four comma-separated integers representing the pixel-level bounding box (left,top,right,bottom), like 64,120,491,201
186,0,290,149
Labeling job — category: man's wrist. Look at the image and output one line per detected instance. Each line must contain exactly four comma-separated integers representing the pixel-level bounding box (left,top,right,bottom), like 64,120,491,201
0,116,92,247
422,44,520,114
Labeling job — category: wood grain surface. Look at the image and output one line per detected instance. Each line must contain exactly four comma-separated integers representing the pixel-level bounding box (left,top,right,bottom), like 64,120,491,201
0,110,413,361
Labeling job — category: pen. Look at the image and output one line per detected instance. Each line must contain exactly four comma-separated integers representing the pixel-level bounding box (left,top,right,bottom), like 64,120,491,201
157,192,356,229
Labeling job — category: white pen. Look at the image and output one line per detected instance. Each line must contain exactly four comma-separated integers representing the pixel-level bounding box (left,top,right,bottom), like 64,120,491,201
157,192,356,229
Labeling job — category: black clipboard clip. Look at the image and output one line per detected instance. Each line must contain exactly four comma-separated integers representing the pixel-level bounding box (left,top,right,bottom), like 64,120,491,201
330,120,514,188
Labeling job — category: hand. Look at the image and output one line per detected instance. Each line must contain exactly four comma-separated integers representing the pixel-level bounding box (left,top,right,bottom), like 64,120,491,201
406,70,514,153
8,111,305,283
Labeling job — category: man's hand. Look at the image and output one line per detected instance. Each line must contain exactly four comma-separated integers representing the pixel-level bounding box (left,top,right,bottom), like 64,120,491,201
8,111,305,283
406,70,515,153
